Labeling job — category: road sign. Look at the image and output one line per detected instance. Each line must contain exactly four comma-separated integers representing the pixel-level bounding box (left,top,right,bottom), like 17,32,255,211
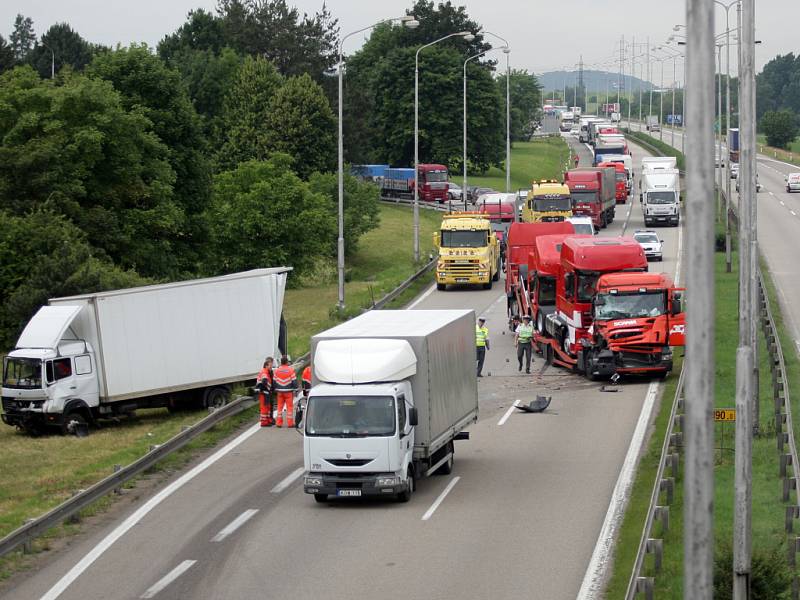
714,408,736,422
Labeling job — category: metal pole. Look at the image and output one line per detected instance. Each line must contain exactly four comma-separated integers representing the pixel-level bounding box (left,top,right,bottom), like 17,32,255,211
337,46,345,309
628,38,635,129
506,50,511,193
725,8,732,273
638,48,644,124
733,346,753,600
463,60,468,211
672,57,677,146
647,40,652,121
684,0,716,597
682,58,687,152
659,58,664,140
717,45,723,221
414,54,420,263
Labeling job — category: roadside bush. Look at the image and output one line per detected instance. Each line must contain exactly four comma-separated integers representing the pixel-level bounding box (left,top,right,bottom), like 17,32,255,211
713,542,792,600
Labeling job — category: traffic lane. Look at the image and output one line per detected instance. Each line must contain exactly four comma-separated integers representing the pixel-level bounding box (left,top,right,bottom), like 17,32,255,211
4,425,305,600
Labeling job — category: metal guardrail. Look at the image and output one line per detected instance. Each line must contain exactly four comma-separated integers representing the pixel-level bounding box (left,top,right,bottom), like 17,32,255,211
380,195,466,213
0,394,257,558
625,369,685,599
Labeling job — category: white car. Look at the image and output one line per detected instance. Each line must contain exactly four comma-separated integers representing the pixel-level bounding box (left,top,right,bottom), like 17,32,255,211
633,230,663,261
730,162,739,179
786,173,800,193
447,183,463,201
568,215,596,236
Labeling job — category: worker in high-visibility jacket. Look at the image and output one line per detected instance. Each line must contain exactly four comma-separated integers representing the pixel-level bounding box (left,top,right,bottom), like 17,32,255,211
296,363,312,426
255,357,274,427
476,317,490,377
273,356,298,428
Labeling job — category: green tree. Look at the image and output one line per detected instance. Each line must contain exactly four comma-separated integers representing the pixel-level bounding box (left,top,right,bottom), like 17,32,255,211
9,14,35,61
760,109,799,148
217,55,283,169
264,73,336,178
157,9,226,60
756,53,800,121
28,23,94,78
308,171,381,256
204,155,336,277
87,45,212,268
0,209,148,348
0,66,181,276
0,34,15,73
497,69,542,141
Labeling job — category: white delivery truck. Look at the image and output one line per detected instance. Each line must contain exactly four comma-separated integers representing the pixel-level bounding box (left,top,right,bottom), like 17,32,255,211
2,269,289,434
646,115,661,132
641,168,681,226
303,310,478,503
600,153,633,191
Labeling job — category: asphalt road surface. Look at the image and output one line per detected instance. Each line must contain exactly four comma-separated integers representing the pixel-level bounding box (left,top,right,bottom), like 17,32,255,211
4,133,682,600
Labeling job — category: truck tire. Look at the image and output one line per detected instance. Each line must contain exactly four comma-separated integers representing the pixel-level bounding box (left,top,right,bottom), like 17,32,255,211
397,468,415,502
536,311,545,334
436,282,446,291
314,493,327,503
483,279,493,290
492,260,500,282
203,386,230,409
63,411,89,437
600,213,607,229
436,442,455,475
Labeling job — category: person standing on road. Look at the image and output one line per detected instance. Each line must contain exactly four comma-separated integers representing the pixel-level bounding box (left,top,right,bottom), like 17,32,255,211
515,315,534,374
574,154,580,168
256,357,274,427
296,362,313,426
476,317,490,377
273,356,298,428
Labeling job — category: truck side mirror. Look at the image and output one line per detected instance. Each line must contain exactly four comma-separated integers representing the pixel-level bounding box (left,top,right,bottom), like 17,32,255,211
433,232,440,248
672,293,683,316
408,407,418,427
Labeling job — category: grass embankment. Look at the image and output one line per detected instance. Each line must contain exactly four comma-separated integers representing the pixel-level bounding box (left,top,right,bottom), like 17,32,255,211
625,130,686,171
604,251,792,598
468,137,570,192
756,134,800,167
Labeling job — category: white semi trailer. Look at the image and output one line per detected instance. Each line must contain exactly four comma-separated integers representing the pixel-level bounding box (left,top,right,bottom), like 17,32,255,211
303,310,478,503
2,268,289,434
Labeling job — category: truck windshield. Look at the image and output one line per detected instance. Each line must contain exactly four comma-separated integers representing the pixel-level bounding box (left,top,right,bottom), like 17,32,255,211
577,271,601,303
594,291,667,320
615,173,626,182
3,358,43,389
537,276,556,305
305,395,396,437
570,190,599,205
424,171,448,182
532,196,572,212
441,230,487,248
647,191,676,204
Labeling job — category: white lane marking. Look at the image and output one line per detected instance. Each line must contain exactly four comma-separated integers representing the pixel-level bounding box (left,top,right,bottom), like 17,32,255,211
407,283,436,309
795,340,800,356
271,467,305,494
421,476,461,521
211,509,259,543
781,201,786,206
577,382,660,600
792,211,797,217
674,223,684,286
140,560,197,599
40,424,260,600
768,191,775,196
497,400,521,426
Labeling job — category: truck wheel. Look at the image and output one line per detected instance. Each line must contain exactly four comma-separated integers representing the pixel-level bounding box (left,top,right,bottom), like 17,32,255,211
314,493,327,503
600,214,607,229
483,279,493,290
436,282,446,291
203,386,230,409
562,335,571,356
63,411,89,437
436,442,454,475
397,468,415,502
536,311,545,334
492,262,500,282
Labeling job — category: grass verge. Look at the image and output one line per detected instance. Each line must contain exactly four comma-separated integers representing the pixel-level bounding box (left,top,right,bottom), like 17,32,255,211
757,134,800,166
625,130,686,171
604,250,791,598
468,137,570,192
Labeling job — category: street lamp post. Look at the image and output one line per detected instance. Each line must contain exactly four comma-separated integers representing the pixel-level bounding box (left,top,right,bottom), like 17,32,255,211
41,42,54,78
337,15,419,309
415,30,475,263
483,31,511,193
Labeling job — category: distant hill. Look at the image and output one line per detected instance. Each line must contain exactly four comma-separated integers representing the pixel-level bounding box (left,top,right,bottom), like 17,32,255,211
537,70,654,93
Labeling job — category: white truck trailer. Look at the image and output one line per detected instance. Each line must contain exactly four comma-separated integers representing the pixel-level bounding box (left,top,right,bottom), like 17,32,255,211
2,268,289,434
303,310,478,503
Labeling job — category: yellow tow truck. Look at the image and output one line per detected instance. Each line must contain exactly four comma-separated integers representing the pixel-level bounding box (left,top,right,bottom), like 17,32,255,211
433,212,500,290
522,180,573,223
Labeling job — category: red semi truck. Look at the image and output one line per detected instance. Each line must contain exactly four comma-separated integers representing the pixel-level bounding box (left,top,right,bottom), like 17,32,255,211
564,167,616,229
382,164,449,202
504,222,575,320
597,161,629,204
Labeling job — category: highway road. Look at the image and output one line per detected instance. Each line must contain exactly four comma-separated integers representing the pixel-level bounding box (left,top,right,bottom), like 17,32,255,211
629,120,800,357
2,123,683,600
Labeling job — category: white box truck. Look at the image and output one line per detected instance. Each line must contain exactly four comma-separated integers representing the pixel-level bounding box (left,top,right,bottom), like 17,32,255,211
2,268,289,434
303,310,478,503
646,115,661,132
641,168,681,226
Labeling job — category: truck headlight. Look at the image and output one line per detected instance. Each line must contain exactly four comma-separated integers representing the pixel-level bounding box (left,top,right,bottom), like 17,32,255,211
376,476,400,486
304,476,322,486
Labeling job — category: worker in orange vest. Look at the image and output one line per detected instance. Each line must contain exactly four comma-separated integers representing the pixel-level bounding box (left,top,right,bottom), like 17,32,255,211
255,357,274,427
296,362,312,426
273,356,298,428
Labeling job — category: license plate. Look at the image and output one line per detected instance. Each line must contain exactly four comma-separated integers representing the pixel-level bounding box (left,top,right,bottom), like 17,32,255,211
456,278,469,283
337,489,361,497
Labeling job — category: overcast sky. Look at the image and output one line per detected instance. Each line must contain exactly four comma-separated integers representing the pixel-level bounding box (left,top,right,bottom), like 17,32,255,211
2,1,796,82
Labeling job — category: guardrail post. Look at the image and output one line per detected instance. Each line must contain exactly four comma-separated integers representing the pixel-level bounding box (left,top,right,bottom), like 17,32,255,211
786,506,799,533
787,536,800,567
666,453,680,478
635,577,654,600
781,453,793,478
646,538,664,572
654,505,670,533
22,519,35,554
113,464,122,494
660,478,674,505
67,490,85,524
784,477,797,503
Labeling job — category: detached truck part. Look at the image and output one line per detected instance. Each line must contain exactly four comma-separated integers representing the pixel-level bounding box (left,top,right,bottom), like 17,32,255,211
2,269,290,435
303,310,478,503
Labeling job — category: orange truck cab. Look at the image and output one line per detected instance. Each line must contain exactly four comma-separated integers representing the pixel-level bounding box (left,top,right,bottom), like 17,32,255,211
582,272,685,379
504,222,575,321
540,237,647,371
597,161,629,204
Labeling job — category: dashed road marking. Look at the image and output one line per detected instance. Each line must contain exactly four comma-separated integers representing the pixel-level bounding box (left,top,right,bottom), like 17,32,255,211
497,400,521,426
211,509,259,543
791,211,797,217
140,560,197,598
271,467,305,494
421,476,461,521
781,201,786,206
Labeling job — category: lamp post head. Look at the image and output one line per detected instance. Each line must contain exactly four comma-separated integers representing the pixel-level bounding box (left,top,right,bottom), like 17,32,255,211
461,32,476,42
404,18,420,29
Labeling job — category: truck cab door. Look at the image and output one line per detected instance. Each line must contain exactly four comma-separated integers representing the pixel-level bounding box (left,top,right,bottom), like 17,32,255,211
668,289,686,346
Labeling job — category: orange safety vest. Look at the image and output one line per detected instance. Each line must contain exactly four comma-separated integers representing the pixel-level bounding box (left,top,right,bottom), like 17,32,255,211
273,364,297,392
301,366,312,389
